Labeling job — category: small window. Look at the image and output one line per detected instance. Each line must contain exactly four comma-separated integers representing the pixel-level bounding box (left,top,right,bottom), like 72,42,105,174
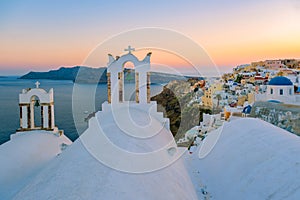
289,88,292,95
270,88,273,94
279,89,283,95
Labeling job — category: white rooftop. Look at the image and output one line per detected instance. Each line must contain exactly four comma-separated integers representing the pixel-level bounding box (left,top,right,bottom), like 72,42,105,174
185,118,300,199
0,131,72,199
11,105,197,200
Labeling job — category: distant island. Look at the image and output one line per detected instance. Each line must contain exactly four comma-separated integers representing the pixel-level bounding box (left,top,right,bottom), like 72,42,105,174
20,66,192,84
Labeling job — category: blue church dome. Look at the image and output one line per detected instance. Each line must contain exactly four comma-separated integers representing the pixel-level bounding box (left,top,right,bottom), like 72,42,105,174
268,76,293,86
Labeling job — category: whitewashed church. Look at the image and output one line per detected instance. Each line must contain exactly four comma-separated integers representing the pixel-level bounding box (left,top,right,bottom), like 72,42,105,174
255,76,300,105
5,47,198,200
80,46,182,173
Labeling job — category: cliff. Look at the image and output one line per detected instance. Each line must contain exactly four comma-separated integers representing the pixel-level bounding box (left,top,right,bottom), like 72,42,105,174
151,79,211,140
20,66,187,84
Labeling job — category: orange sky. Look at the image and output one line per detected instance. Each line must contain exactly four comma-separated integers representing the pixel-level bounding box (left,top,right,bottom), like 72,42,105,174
0,0,299,75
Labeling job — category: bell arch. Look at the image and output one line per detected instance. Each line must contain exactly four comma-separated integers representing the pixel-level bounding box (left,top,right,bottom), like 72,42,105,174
107,46,151,104
30,95,42,128
18,82,56,131
121,61,138,102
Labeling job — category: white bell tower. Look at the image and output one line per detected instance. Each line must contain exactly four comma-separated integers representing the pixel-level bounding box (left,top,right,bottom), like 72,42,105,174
18,82,57,131
107,46,151,104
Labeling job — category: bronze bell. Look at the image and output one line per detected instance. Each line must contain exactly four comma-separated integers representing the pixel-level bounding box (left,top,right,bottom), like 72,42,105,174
34,99,40,107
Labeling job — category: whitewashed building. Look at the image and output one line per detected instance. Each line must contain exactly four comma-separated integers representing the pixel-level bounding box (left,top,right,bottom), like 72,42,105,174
255,76,300,105
11,48,198,200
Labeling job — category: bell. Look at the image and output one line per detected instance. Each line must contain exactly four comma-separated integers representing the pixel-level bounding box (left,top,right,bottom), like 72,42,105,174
34,99,40,107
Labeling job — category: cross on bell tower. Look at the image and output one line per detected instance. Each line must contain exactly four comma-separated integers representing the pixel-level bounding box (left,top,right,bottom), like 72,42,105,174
124,45,135,54
35,81,40,88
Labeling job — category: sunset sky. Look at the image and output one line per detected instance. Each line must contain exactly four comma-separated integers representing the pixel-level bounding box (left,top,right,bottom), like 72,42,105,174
0,0,299,75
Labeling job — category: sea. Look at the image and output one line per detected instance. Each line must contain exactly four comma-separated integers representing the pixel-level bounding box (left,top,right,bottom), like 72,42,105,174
0,77,164,145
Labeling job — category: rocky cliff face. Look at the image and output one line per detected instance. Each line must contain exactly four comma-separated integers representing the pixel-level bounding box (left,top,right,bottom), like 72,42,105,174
20,66,107,83
151,79,211,140
20,66,187,84
20,66,82,81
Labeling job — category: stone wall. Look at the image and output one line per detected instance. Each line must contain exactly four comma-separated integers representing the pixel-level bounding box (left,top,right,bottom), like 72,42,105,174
250,101,300,135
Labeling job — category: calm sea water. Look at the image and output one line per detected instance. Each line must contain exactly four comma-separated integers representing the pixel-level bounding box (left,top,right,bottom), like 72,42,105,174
0,77,164,145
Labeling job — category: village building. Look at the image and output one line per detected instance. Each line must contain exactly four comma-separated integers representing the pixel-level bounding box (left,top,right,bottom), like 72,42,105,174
255,76,300,105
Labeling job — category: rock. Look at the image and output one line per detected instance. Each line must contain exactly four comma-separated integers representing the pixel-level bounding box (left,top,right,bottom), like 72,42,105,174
151,79,211,141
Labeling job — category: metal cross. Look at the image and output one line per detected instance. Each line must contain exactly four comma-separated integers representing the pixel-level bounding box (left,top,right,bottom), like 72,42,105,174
124,45,135,54
35,81,40,88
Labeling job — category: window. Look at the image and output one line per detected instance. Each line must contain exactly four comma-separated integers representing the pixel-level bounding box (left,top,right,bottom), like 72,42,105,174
270,88,273,94
279,89,283,95
289,88,292,95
